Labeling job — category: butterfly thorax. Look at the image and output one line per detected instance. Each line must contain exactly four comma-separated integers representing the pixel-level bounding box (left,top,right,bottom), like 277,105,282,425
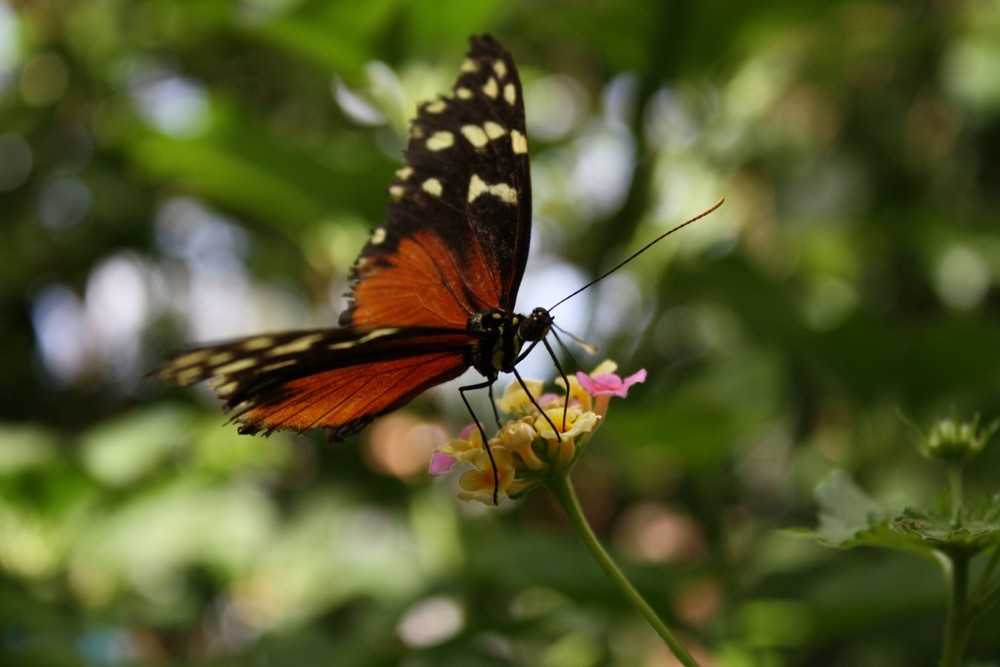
468,307,553,378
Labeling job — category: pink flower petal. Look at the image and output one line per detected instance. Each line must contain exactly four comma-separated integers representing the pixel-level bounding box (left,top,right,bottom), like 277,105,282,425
576,368,647,398
428,451,458,476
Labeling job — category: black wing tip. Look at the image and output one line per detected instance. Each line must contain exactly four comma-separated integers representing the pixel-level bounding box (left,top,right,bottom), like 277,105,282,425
324,418,373,442
235,419,351,440
338,302,356,327
469,34,512,58
236,422,264,436
470,34,497,47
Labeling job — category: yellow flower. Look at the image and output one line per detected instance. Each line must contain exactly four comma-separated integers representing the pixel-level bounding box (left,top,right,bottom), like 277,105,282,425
535,407,600,470
458,446,515,503
495,379,544,416
429,361,646,504
500,419,548,471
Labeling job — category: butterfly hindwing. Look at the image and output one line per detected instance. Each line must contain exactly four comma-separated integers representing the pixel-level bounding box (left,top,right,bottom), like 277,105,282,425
156,327,476,438
342,35,531,329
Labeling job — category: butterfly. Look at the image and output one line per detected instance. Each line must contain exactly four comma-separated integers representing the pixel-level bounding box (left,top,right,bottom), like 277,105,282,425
155,35,721,449
158,36,553,442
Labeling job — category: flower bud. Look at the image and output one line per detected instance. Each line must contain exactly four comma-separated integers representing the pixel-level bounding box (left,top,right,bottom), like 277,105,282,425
921,415,997,465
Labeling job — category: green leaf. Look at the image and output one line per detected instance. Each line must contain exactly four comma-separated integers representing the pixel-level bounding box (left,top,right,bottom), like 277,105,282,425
891,499,1000,554
813,471,1000,561
814,470,886,546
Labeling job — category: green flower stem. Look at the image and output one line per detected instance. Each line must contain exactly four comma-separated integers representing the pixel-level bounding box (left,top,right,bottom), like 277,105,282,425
947,462,963,522
977,577,1000,617
546,470,699,667
941,551,973,667
972,547,999,601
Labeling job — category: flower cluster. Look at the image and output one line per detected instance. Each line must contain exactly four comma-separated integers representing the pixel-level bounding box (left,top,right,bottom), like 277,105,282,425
429,361,646,504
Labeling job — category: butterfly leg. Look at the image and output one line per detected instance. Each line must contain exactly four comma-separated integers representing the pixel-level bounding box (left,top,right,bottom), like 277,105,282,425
458,379,501,505
511,340,566,441
510,367,562,442
540,335,573,433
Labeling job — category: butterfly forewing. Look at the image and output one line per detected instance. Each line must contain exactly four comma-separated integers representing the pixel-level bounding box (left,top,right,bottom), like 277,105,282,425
342,35,531,328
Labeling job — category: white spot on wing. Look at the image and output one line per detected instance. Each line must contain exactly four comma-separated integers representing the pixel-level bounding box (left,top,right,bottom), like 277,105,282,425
511,129,528,154
484,121,505,139
208,351,234,366
395,166,413,180
328,328,401,350
456,87,473,100
260,359,298,373
426,131,454,151
461,125,489,148
267,333,325,357
175,366,206,386
467,174,517,205
468,174,487,203
215,358,258,375
493,60,508,79
489,183,517,205
422,178,443,197
211,379,239,396
173,349,211,367
461,58,478,73
424,100,447,113
504,83,517,106
371,227,387,245
482,77,499,99
242,337,275,351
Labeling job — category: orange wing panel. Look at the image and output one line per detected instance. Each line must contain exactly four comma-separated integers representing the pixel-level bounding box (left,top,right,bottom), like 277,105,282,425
348,230,500,329
237,349,469,438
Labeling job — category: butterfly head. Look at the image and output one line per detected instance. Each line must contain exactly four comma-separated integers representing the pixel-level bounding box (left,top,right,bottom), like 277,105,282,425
518,307,553,343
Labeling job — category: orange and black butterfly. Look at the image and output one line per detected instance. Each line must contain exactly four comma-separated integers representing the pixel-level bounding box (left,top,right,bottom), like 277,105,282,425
156,36,720,445
157,36,553,441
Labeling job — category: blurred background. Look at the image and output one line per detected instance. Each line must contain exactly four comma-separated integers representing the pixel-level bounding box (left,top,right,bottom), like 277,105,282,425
2,1,999,665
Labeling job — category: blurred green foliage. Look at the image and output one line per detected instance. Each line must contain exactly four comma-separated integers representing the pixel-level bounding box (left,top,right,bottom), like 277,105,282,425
2,0,999,665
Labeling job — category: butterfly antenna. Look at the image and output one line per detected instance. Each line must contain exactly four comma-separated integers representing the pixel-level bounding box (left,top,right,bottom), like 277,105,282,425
548,198,724,312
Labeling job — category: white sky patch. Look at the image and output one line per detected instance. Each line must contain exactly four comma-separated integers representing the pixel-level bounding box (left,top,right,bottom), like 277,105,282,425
567,125,636,217
132,71,210,137
85,253,152,386
31,285,92,387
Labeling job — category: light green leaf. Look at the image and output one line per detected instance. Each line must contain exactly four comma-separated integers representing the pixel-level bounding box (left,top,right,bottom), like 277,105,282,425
814,470,885,546
813,471,1000,561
